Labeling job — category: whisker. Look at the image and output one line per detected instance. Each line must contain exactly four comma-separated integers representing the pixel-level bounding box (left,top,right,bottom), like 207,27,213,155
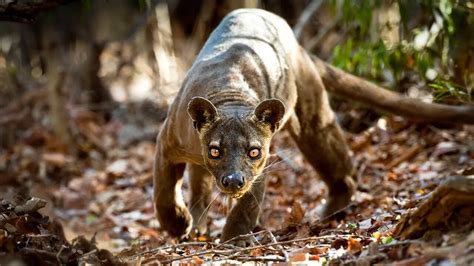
189,193,207,213
251,149,301,185
197,192,219,227
255,149,302,177
257,161,287,176
249,190,263,219
226,196,233,215
264,152,297,170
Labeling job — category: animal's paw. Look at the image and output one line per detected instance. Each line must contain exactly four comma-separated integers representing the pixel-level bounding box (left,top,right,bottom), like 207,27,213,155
221,223,260,247
221,234,258,247
156,203,192,239
189,227,209,240
304,177,356,222
316,176,357,219
190,210,209,237
317,194,351,218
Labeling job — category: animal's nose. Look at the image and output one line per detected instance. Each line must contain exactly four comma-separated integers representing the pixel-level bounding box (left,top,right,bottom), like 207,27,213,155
221,172,245,190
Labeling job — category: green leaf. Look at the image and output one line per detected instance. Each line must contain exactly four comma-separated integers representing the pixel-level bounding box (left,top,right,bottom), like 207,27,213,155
348,222,358,229
382,235,394,244
439,0,452,16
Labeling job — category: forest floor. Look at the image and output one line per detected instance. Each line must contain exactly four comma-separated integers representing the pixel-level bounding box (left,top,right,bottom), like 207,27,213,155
1,100,473,265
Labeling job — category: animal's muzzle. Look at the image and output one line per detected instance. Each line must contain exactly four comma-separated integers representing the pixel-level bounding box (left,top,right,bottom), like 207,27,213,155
220,172,245,192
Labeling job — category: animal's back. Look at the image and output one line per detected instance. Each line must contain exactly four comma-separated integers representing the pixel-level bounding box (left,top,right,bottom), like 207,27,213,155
197,9,297,59
194,9,299,89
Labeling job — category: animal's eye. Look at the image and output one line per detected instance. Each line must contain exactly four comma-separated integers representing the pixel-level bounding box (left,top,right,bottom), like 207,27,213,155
209,148,220,159
248,148,260,159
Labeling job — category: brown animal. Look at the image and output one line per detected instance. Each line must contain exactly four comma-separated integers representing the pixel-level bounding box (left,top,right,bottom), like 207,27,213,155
153,8,356,242
154,7,474,242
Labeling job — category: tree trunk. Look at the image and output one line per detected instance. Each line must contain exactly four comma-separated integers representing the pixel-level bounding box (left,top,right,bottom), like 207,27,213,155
42,29,77,155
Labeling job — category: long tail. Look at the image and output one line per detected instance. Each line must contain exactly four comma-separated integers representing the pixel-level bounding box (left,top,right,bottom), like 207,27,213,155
311,55,474,124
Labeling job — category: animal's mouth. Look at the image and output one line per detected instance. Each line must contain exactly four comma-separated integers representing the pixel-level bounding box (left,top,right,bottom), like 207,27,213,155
230,191,246,199
217,187,248,198
216,181,253,199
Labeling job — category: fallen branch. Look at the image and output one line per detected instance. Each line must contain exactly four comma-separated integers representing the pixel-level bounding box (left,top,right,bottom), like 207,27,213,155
312,56,474,124
391,175,474,239
392,232,474,265
222,256,286,262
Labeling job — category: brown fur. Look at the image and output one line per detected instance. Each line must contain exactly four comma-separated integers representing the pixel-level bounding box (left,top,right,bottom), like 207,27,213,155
153,9,355,241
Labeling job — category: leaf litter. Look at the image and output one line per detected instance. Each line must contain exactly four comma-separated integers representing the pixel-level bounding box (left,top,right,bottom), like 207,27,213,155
1,99,473,265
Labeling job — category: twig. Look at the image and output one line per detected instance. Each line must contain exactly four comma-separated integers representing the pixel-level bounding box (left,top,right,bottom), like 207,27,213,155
378,239,423,249
158,249,230,264
293,0,324,41
386,144,422,169
158,234,356,264
213,250,244,262
222,256,286,262
356,160,368,184
130,241,216,259
267,230,278,243
216,230,269,248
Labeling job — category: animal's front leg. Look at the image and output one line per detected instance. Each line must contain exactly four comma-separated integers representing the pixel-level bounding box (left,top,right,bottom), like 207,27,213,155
188,164,213,235
153,148,191,238
221,178,266,243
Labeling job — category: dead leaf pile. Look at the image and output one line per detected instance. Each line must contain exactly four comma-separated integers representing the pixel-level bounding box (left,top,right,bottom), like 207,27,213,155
0,197,124,265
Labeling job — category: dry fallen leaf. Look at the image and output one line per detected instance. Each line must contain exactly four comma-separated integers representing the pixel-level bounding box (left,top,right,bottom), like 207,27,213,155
192,255,204,264
42,152,70,167
285,200,305,225
347,236,363,254
249,248,264,257
289,252,308,262
106,159,128,177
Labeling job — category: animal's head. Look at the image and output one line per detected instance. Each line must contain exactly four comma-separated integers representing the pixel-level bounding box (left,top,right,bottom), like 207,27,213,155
187,97,285,198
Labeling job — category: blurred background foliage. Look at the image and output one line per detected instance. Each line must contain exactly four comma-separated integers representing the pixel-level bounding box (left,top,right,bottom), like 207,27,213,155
0,0,472,150
325,0,473,103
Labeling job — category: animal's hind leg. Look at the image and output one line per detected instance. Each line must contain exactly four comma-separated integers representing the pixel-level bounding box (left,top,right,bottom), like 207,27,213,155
188,164,213,235
288,49,356,218
288,113,356,217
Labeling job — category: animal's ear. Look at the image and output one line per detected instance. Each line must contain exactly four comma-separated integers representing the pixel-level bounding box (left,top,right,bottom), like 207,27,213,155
254,99,286,132
188,97,218,131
